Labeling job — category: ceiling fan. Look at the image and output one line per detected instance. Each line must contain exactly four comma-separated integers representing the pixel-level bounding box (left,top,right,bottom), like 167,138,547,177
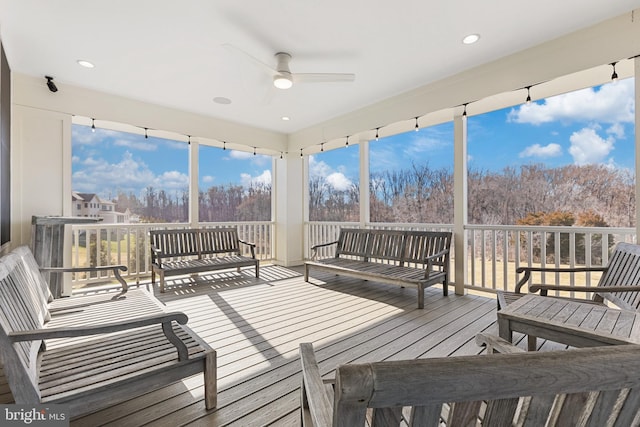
225,45,356,90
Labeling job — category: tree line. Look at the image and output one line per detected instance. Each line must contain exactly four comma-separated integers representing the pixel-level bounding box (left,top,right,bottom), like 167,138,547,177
110,162,635,229
311,162,635,228
112,182,272,223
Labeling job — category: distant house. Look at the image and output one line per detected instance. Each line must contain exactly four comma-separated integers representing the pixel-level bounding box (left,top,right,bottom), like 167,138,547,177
72,192,133,224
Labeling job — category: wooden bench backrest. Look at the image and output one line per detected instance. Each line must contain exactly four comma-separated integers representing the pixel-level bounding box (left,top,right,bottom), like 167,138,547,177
199,227,241,255
0,253,45,402
309,344,640,426
10,246,52,323
150,228,200,259
402,231,451,267
335,229,370,259
597,242,640,310
366,229,405,263
150,228,242,259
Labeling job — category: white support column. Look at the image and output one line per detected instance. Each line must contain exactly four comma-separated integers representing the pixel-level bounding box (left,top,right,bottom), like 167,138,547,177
189,139,199,227
359,139,370,226
274,151,305,266
636,57,640,240
453,113,468,295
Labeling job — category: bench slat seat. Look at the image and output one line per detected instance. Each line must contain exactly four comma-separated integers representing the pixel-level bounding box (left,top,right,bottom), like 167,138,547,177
305,229,451,309
150,227,259,292
0,246,217,419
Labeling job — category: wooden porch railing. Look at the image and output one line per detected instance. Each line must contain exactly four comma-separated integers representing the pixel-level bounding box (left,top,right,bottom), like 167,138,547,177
69,220,636,298
69,221,274,288
306,222,636,299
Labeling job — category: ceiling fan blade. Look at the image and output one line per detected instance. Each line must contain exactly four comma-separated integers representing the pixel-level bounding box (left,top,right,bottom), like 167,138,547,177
293,73,356,83
222,43,277,77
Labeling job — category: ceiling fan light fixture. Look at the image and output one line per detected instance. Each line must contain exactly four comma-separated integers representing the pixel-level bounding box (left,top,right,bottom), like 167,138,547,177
273,74,293,89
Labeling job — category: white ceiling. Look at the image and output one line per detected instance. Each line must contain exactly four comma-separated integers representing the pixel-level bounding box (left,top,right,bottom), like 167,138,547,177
1,0,639,136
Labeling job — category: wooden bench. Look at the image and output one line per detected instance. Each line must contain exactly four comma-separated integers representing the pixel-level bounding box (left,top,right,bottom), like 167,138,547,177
497,241,640,310
0,246,216,418
299,334,640,426
304,228,451,308
150,227,259,293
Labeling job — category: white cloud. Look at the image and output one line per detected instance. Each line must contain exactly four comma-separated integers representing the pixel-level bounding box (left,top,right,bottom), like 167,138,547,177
240,170,272,187
308,155,354,191
229,150,252,160
568,127,615,165
508,79,634,125
519,143,562,158
154,170,189,190
228,150,271,167
308,155,333,179
607,122,625,139
113,138,157,152
403,133,449,156
326,172,353,191
202,175,215,184
72,151,185,198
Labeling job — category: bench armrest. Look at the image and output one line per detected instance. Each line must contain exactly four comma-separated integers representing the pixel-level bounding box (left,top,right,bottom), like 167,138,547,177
40,265,128,294
424,248,450,265
475,333,525,354
299,343,334,427
529,283,640,295
238,239,257,258
150,245,162,265
9,312,191,361
310,241,338,260
515,266,607,293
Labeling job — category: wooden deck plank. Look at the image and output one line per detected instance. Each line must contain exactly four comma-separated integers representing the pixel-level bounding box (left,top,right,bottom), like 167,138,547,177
0,265,571,426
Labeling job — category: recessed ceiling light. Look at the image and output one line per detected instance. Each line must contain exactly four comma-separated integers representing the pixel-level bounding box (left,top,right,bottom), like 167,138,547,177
281,116,290,121
462,34,480,45
77,59,95,68
213,97,232,105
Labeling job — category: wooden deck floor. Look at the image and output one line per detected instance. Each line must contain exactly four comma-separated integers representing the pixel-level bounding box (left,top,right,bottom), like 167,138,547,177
4,265,555,426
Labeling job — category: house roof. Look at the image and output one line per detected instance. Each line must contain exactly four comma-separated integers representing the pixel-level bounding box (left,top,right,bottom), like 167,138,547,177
0,1,639,150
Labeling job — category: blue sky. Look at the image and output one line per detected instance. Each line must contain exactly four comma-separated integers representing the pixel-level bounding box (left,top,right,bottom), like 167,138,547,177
74,78,634,199
310,78,635,189
72,127,272,199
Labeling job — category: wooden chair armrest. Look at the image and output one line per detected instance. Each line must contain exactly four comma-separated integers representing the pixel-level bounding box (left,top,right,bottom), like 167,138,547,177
424,248,450,262
149,245,164,267
9,312,191,361
310,241,338,260
40,265,128,294
421,249,450,281
475,333,525,354
514,266,607,293
299,343,333,427
529,284,640,294
238,239,257,258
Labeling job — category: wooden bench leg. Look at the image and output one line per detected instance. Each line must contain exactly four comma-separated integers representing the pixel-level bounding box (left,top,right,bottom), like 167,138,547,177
255,263,259,278
418,284,425,309
527,335,538,351
159,272,166,293
204,350,217,409
304,265,310,282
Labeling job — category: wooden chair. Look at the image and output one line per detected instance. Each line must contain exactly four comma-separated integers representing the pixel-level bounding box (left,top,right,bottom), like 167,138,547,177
498,241,640,310
300,334,640,426
0,247,216,418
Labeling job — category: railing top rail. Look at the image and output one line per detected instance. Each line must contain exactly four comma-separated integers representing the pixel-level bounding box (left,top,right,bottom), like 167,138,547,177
465,224,634,233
